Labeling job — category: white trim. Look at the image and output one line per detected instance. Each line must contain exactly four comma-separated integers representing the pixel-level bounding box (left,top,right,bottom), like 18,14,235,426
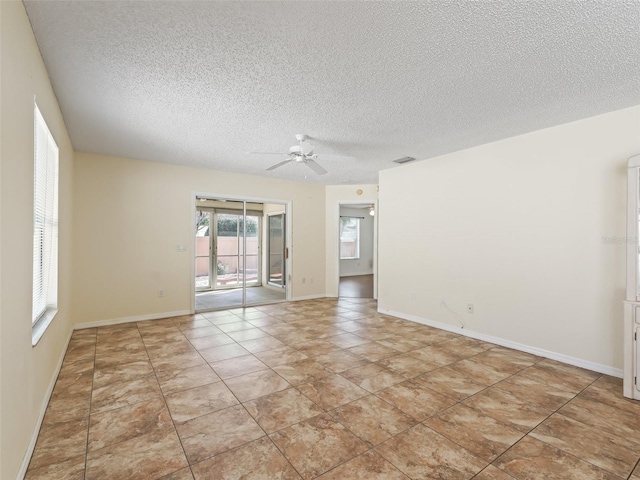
18,327,74,480
73,310,191,330
290,294,327,301
379,307,623,378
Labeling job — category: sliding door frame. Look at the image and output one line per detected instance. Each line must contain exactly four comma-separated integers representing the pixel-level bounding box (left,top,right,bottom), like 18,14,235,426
190,192,292,313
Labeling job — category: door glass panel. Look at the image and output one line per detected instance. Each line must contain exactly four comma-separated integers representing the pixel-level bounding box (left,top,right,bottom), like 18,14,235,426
195,210,211,290
216,213,241,288
268,214,285,287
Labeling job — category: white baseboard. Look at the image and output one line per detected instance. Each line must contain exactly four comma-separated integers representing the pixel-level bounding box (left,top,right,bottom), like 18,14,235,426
73,310,192,330
379,308,623,378
17,328,74,480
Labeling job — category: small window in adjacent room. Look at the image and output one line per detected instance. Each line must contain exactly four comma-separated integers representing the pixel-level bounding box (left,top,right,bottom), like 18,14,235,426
32,103,59,344
340,216,360,259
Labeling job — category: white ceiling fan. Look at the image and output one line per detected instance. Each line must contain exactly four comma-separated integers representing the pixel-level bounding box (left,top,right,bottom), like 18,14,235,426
250,134,354,176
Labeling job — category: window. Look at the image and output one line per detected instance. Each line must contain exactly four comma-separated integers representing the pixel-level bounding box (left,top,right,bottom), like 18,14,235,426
32,103,59,340
340,217,360,259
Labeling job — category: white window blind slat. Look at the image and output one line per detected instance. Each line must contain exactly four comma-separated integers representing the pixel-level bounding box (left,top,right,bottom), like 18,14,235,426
33,104,59,325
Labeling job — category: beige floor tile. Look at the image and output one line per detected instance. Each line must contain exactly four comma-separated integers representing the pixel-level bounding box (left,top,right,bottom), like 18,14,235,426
90,374,162,414
341,363,407,392
416,366,487,400
473,465,518,479
150,350,208,375
165,381,238,423
448,358,515,386
244,387,323,433
272,358,333,385
27,301,625,480
294,339,342,357
376,352,439,378
92,360,154,389
527,359,600,392
86,427,187,480
227,327,271,342
494,436,621,480
296,372,367,409
375,423,487,479
216,321,255,333
187,333,234,350
327,332,371,348
42,371,93,424
191,437,300,479
239,335,287,353
332,394,416,447
495,373,576,411
210,354,268,379
316,450,408,479
347,341,400,361
312,350,370,373
94,343,149,369
375,379,456,420
424,403,524,461
530,412,639,477
225,369,291,402
579,375,640,417
558,395,640,449
198,343,250,362
182,325,224,339
254,346,309,367
28,418,89,470
158,467,194,480
157,364,221,395
24,455,86,480
140,330,187,348
270,413,368,479
88,397,172,451
177,404,265,464
408,345,463,366
376,336,425,353
463,386,550,433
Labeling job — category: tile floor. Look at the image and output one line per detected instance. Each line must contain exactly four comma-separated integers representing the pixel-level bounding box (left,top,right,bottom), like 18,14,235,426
25,298,640,480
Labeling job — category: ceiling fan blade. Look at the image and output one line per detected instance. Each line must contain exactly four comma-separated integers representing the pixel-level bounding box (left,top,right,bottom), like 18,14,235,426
316,154,356,161
266,159,293,171
305,159,328,175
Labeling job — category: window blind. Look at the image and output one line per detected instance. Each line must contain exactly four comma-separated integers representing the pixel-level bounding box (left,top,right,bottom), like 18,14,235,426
32,104,59,324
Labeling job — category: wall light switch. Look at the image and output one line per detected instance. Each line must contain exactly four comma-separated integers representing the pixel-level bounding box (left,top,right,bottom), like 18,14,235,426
176,244,187,252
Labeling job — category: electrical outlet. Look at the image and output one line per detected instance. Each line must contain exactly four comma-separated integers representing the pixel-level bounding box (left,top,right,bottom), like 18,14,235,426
158,289,164,297
310,277,314,284
301,277,306,284
467,303,474,314
440,297,447,308
410,292,416,300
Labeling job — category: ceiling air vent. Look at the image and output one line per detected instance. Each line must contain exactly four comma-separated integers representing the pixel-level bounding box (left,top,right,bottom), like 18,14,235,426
392,156,416,164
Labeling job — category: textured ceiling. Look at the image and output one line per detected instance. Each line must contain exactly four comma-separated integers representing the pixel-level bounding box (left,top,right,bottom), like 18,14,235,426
24,1,640,185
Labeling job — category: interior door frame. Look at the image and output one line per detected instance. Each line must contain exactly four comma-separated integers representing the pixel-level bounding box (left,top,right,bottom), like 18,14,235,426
191,192,292,313
335,200,378,300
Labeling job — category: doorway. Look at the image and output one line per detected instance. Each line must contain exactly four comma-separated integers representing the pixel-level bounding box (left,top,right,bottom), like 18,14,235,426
338,203,376,298
193,196,289,311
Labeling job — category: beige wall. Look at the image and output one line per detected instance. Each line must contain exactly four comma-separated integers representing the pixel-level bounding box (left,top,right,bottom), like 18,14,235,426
378,106,640,371
72,153,325,324
0,2,75,478
325,185,378,296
